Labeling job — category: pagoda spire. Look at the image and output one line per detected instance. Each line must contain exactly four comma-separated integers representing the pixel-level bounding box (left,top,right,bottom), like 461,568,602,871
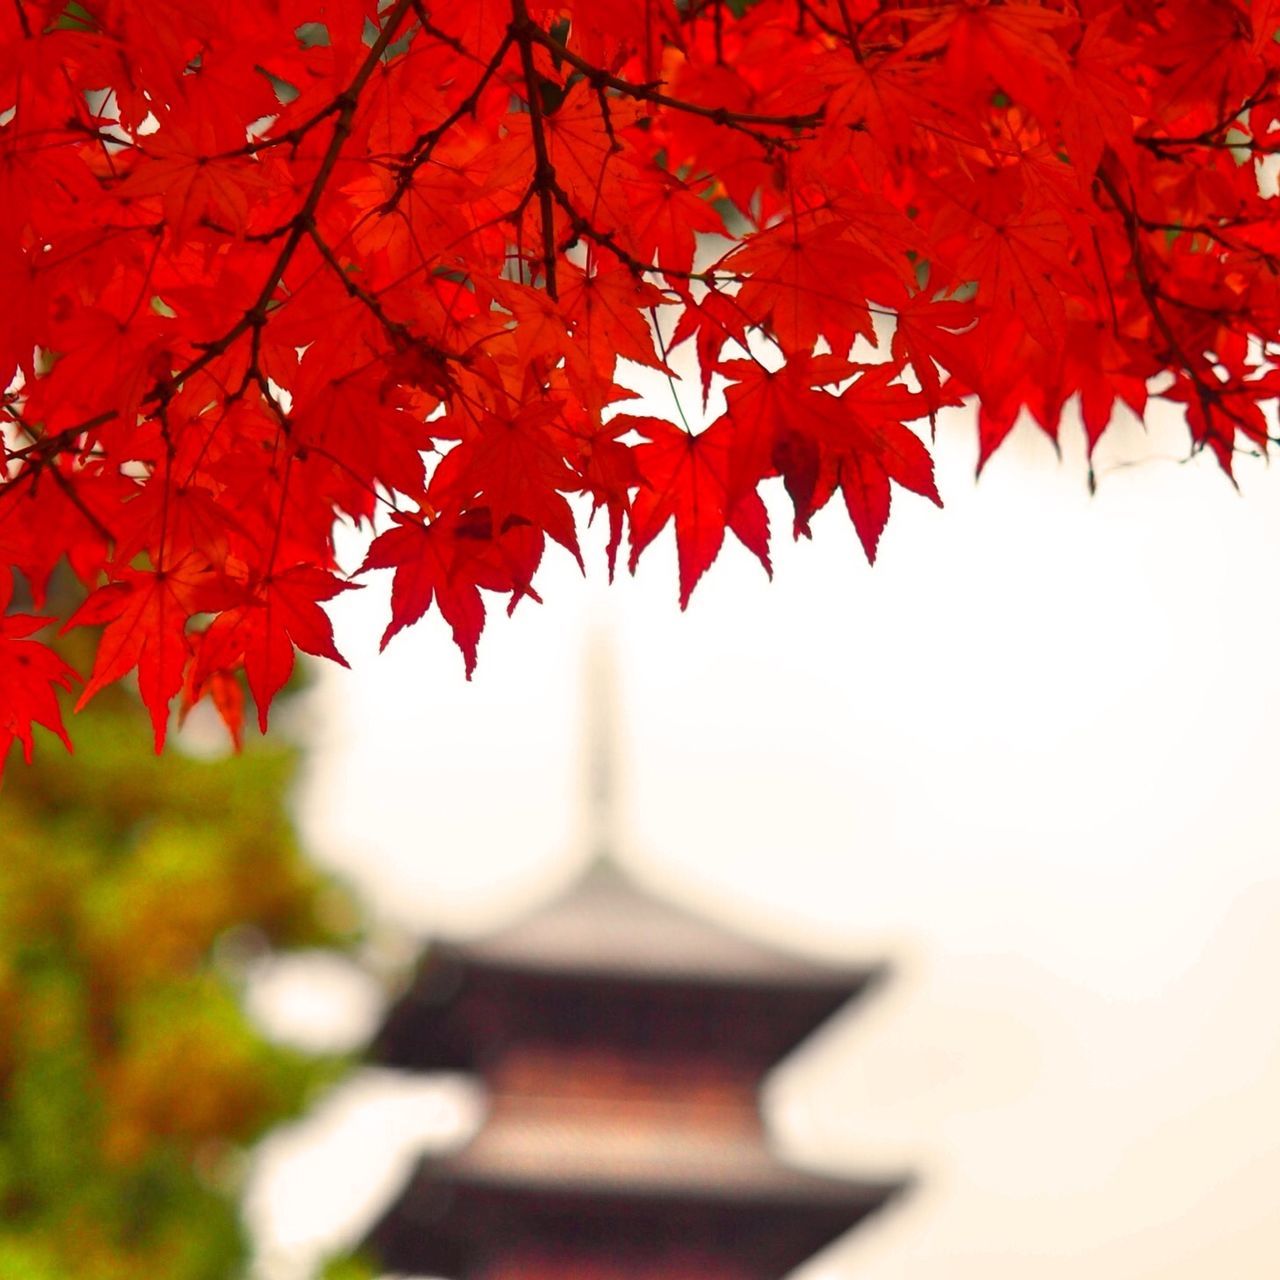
582,621,622,866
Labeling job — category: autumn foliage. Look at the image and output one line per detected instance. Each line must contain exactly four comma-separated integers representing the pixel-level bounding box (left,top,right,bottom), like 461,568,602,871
0,663,358,1279
4,0,1280,767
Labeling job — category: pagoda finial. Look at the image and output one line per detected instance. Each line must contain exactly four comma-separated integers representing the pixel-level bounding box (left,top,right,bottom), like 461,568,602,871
582,621,621,866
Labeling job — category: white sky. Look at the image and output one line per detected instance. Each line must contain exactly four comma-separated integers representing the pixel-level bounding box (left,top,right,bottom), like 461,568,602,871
245,385,1280,1279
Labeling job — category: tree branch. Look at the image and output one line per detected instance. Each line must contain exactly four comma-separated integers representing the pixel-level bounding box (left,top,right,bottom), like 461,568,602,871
516,17,822,145
510,0,560,299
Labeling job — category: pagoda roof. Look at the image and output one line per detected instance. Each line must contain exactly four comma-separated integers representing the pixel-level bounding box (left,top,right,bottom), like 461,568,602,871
372,859,885,1074
364,1094,906,1277
449,859,872,985
425,1094,893,1200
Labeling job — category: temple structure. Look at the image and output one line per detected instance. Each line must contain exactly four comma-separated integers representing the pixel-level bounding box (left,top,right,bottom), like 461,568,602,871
362,635,906,1278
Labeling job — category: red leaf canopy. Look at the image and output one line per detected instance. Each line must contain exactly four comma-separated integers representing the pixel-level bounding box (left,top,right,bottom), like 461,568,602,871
3,0,1280,763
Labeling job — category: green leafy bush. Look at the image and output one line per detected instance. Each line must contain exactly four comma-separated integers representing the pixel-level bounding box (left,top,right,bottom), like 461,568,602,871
0,679,358,1280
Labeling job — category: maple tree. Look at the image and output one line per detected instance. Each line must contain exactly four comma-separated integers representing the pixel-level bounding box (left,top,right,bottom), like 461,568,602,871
4,0,1280,766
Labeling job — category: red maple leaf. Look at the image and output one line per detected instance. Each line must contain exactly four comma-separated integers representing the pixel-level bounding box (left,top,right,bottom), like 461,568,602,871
362,511,544,676
804,366,943,563
68,556,234,750
0,606,79,779
195,566,355,733
625,417,772,608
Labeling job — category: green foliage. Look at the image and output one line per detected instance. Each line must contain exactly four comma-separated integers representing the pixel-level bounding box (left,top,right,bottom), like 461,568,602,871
318,1255,380,1280
0,676,358,1280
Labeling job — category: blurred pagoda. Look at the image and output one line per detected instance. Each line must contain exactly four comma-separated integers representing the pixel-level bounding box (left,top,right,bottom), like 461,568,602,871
362,633,906,1279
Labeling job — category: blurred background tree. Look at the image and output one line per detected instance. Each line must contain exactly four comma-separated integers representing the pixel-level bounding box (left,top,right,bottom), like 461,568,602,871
0,641,365,1280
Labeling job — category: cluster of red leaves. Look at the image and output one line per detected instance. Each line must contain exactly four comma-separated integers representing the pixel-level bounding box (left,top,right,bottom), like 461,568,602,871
3,0,1280,769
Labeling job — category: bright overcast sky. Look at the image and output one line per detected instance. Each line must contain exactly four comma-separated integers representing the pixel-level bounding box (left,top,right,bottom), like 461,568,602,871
245,370,1280,1279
